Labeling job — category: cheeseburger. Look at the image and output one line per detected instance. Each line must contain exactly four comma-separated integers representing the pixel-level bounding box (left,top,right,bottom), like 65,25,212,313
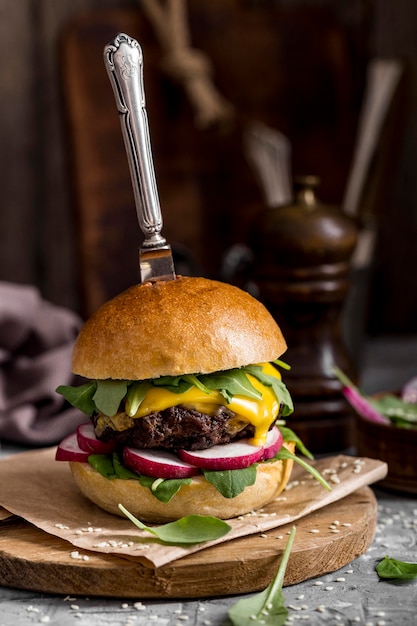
56,276,296,522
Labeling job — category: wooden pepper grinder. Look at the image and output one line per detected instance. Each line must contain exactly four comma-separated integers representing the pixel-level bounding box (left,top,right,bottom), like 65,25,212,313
250,176,359,453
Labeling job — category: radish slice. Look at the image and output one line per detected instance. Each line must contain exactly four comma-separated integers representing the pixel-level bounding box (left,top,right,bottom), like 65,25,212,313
261,426,283,460
178,438,264,471
77,422,117,454
56,432,90,462
342,385,390,425
123,447,200,479
402,376,417,404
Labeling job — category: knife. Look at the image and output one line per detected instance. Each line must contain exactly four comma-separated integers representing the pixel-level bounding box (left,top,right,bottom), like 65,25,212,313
104,32,176,283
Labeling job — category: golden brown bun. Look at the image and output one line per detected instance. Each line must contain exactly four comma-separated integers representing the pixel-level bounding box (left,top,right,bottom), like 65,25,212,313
69,442,295,523
72,276,286,380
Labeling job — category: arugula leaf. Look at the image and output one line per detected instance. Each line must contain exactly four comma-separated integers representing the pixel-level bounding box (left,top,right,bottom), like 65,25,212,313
118,504,231,544
370,395,417,428
93,380,128,417
152,375,193,394
273,358,291,371
56,360,294,420
183,374,211,394
86,450,259,502
126,381,152,417
228,526,296,625
243,366,294,417
203,466,257,498
138,474,193,502
275,447,331,491
200,369,262,404
278,424,314,460
376,556,417,580
88,454,117,479
56,381,97,416
112,452,142,480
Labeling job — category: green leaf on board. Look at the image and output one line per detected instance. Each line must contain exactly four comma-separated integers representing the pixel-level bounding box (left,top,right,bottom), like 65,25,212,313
118,504,231,544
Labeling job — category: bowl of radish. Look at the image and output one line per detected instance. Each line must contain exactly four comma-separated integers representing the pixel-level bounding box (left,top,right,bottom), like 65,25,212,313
335,369,417,494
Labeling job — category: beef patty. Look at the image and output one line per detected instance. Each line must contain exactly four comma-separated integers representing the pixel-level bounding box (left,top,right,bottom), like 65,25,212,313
93,405,257,451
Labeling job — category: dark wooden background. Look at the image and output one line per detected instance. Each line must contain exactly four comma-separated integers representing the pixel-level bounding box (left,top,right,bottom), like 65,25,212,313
1,0,416,338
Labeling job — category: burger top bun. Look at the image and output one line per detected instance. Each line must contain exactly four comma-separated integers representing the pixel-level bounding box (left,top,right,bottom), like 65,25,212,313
72,276,287,381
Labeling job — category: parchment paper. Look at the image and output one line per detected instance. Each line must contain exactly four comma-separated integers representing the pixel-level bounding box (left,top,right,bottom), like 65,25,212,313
0,447,387,568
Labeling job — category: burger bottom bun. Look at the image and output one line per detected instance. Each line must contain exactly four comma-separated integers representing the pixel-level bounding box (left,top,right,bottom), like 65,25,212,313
69,443,295,523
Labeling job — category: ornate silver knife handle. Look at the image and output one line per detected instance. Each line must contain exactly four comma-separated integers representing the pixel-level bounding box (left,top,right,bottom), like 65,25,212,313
104,33,166,248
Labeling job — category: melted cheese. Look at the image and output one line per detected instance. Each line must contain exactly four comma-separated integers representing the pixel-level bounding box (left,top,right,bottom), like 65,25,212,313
129,362,281,446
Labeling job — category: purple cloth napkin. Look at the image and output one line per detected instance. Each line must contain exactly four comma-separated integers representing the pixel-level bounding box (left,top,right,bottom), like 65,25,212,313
0,282,87,445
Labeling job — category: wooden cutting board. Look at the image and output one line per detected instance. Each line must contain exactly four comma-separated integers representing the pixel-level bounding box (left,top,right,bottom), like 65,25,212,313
0,486,376,599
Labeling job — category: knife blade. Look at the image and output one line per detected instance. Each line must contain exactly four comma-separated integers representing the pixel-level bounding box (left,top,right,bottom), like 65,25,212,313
104,32,176,283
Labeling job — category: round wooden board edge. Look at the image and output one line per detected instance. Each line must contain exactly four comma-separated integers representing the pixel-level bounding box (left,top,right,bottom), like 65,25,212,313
0,486,377,599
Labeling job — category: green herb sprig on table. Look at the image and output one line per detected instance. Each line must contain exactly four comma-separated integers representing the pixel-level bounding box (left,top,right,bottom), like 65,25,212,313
376,555,417,580
228,526,296,626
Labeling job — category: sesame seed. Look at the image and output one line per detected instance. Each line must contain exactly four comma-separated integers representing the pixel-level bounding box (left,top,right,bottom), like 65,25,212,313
312,581,324,586
309,529,320,533
40,617,50,623
335,577,345,582
324,586,333,591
